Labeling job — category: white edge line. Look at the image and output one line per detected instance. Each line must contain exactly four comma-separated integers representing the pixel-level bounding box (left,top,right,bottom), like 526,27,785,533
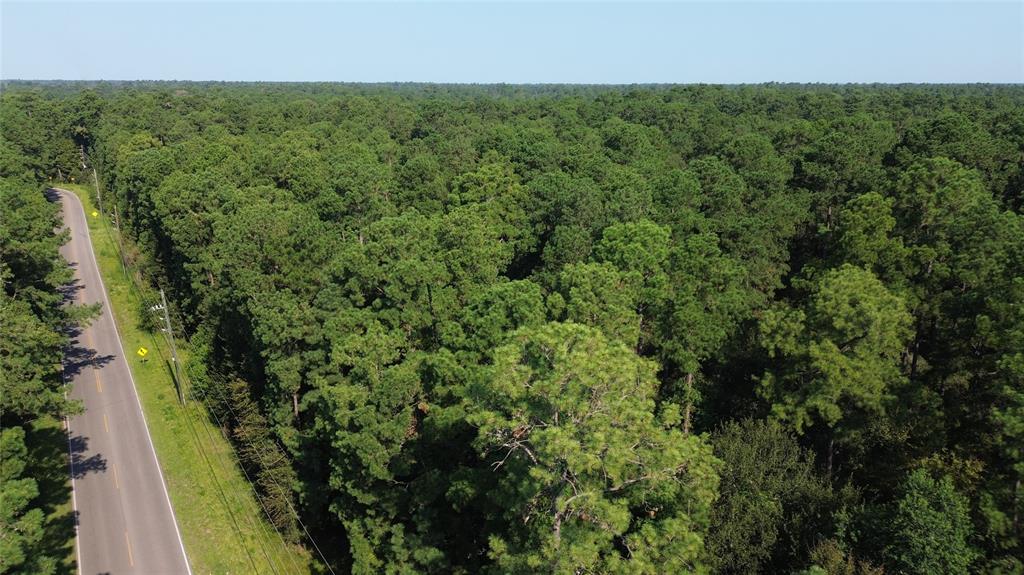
57,189,194,575
66,419,82,575
57,193,83,575
61,371,82,575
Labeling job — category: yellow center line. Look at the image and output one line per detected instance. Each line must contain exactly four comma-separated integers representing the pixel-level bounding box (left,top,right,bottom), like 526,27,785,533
112,462,120,489
103,413,110,433
125,531,134,567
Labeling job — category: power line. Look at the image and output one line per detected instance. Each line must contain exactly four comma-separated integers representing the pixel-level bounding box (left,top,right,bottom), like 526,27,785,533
90,171,336,574
175,337,335,575
173,366,287,575
150,280,336,573
132,265,307,573
172,376,267,574
142,285,285,574
91,200,292,574
171,355,304,574
140,280,294,575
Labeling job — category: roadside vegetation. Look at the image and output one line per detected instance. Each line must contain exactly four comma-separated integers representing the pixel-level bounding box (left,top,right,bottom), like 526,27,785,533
3,83,1023,574
1,133,86,574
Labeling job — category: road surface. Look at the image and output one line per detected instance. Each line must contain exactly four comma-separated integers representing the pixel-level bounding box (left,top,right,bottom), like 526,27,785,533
54,188,192,575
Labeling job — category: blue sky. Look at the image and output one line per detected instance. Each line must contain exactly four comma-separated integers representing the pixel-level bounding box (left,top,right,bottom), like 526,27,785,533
2,1,1021,83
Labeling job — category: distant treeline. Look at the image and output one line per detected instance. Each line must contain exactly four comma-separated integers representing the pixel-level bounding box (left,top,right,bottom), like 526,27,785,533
2,82,1022,574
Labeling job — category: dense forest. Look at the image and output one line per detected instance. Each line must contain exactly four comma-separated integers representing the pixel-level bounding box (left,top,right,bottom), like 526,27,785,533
2,82,1023,574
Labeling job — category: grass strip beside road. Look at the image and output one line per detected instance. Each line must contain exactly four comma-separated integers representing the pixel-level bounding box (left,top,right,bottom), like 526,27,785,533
61,184,314,575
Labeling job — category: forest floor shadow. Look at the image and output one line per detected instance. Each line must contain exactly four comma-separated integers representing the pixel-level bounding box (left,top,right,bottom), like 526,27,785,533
25,416,79,575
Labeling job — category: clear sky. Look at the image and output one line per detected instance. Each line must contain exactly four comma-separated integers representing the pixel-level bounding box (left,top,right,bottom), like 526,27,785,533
2,1,1022,83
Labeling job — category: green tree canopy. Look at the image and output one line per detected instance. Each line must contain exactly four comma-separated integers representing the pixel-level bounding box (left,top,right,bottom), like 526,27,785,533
468,322,720,574
759,265,913,438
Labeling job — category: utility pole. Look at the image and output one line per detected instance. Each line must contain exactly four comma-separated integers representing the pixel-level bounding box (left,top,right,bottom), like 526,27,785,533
93,166,101,214
113,206,128,278
84,149,101,214
152,290,185,405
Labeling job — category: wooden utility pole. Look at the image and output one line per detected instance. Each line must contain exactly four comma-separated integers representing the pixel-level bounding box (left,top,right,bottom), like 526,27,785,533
93,167,102,214
113,206,128,278
154,289,185,405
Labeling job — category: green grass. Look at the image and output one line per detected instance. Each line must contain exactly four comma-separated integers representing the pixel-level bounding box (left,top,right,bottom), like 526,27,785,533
61,184,317,575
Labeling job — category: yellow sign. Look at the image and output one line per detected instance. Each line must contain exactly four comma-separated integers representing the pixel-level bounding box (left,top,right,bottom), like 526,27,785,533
91,210,99,218
136,347,149,358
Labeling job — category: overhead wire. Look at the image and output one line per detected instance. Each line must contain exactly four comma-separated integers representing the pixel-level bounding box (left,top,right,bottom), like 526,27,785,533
93,174,333,574
89,181,293,574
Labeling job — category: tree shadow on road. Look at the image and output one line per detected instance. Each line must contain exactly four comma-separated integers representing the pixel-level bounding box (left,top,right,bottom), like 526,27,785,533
58,273,86,305
68,434,108,479
63,324,116,379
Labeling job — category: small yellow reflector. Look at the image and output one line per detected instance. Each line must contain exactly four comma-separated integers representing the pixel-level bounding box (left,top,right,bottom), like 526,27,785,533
136,347,149,358
91,210,99,218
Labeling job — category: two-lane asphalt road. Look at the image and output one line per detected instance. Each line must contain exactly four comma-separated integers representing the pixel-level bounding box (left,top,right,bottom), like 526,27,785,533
55,188,192,574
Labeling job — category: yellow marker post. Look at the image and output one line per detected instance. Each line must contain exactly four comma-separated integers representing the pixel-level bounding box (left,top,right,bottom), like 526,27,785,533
136,347,148,358
91,210,99,218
